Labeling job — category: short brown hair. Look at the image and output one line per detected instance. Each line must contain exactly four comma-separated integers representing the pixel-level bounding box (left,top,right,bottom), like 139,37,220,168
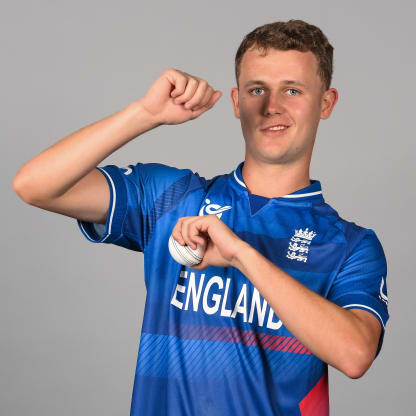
235,20,334,94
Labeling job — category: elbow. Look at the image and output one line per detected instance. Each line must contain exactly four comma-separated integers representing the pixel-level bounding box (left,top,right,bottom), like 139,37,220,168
13,175,32,204
344,364,369,380
12,172,38,204
341,346,375,379
12,174,27,200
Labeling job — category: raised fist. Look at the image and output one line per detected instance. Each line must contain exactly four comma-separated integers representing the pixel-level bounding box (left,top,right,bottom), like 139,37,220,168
138,68,222,125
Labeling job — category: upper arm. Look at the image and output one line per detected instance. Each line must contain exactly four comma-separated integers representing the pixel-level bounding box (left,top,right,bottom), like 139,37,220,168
26,168,110,224
327,228,389,357
76,162,204,253
348,308,382,361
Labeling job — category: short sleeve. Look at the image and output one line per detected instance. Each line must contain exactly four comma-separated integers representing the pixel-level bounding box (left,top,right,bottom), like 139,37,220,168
77,162,200,252
327,229,389,357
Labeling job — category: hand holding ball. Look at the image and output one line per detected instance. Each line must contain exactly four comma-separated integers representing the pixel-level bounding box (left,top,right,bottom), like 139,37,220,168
168,234,205,266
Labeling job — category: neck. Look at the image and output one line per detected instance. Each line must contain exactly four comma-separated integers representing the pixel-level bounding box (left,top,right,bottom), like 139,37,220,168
241,157,311,199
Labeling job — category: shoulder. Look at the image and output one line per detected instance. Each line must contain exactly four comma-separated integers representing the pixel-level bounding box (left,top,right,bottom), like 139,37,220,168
128,162,195,182
117,161,209,190
313,200,385,258
324,203,385,264
123,162,236,199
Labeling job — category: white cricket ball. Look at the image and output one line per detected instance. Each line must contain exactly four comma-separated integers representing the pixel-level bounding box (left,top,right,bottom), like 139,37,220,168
168,234,205,266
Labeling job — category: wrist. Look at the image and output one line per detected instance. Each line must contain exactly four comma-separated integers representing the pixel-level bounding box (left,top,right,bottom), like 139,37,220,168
231,240,254,272
128,99,163,130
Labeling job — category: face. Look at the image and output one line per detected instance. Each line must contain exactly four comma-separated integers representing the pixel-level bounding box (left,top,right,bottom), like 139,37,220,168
231,47,338,166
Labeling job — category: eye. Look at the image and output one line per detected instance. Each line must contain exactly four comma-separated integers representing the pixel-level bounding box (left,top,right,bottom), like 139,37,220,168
250,87,264,96
287,88,300,96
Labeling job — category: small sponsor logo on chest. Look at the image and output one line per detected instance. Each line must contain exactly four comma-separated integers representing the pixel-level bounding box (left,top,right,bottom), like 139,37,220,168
199,199,232,218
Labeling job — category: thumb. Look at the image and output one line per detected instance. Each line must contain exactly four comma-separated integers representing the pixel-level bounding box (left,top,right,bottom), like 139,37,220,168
196,233,209,252
200,90,222,110
190,90,222,118
211,90,222,105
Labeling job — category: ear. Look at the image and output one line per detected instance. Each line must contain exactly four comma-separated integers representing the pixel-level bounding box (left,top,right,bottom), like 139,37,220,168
230,87,240,119
320,88,339,120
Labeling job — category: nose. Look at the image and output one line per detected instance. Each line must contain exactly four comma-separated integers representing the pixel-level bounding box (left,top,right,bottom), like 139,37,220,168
263,93,284,116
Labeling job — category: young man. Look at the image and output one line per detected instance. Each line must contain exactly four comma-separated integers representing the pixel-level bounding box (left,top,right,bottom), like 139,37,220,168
13,20,388,416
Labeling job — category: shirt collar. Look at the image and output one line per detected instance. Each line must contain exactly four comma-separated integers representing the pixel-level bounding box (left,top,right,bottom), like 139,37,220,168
230,161,324,203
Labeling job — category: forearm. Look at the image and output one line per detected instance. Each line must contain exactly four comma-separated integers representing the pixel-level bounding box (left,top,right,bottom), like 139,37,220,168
13,100,159,202
232,241,372,377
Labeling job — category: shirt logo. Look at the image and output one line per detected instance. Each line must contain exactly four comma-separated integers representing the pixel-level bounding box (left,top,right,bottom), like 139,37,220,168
286,228,317,263
379,277,388,305
198,198,232,218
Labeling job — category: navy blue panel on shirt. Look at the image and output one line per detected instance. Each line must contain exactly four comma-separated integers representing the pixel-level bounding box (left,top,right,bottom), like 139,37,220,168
248,193,270,215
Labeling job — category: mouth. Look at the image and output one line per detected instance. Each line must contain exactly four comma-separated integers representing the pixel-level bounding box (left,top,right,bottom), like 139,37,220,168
260,125,290,135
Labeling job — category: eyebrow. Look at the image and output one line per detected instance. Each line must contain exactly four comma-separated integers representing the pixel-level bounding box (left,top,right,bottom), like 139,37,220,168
243,79,309,89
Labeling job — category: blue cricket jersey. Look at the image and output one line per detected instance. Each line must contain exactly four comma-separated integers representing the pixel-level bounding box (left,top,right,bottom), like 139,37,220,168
77,161,389,416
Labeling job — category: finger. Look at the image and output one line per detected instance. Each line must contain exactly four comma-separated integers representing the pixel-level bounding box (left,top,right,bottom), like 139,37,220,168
172,216,197,247
189,221,206,250
166,69,189,99
181,217,197,249
183,80,210,110
181,217,205,250
210,90,223,107
171,227,184,246
190,261,205,271
190,90,222,116
191,252,209,270
171,217,189,246
191,86,214,110
173,77,199,104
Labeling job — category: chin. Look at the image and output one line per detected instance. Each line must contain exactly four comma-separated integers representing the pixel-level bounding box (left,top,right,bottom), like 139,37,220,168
250,152,287,165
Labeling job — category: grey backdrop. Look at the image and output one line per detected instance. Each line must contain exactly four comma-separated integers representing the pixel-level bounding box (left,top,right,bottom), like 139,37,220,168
2,0,415,414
